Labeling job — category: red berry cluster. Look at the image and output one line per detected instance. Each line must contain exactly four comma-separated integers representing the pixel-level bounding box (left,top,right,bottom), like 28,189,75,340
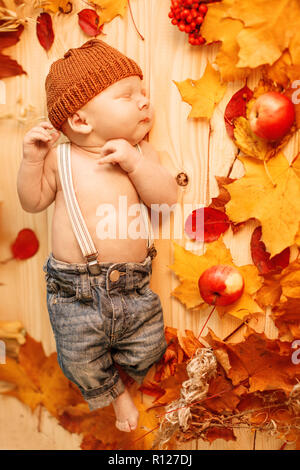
168,0,211,46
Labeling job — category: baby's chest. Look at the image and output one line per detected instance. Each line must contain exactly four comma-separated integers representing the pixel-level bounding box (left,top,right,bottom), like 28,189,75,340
55,160,138,210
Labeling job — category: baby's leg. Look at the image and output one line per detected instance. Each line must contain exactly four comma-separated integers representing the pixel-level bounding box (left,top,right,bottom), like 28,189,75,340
112,387,139,432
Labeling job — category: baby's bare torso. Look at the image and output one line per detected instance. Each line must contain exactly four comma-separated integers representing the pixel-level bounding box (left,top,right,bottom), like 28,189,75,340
52,144,148,263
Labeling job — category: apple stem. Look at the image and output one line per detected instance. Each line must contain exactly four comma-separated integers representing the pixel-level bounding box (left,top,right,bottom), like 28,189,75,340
263,158,277,187
197,303,217,340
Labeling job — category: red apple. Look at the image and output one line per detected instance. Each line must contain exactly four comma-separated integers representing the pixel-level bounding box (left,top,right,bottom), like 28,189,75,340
198,264,244,306
249,91,295,141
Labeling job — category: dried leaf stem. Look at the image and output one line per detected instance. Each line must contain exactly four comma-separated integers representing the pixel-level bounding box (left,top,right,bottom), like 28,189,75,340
128,0,144,40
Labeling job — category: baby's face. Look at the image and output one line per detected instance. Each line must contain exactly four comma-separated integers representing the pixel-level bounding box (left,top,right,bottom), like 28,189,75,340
81,76,154,145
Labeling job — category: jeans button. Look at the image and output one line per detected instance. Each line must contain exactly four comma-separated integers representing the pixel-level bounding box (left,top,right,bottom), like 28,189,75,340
109,270,120,282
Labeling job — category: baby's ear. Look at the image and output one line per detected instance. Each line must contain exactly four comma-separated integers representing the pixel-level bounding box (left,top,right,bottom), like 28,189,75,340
67,112,92,135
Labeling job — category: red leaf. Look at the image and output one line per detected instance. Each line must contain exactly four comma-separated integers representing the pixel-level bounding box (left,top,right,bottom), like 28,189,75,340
224,85,253,139
0,52,26,79
0,23,26,78
184,207,230,243
78,9,104,37
36,12,54,52
11,229,39,260
251,226,290,275
0,23,24,50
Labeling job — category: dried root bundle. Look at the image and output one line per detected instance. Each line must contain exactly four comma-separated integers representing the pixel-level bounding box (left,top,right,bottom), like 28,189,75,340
153,348,300,449
153,348,217,449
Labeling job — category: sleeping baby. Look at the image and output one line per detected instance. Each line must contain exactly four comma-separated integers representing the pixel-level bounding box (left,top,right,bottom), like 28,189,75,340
17,39,178,432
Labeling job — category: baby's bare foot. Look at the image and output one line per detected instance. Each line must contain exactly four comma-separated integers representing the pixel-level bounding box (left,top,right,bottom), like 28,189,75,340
112,388,139,432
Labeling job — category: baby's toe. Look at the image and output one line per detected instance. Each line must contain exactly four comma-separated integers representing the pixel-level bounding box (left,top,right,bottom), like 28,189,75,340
128,412,139,431
115,420,131,432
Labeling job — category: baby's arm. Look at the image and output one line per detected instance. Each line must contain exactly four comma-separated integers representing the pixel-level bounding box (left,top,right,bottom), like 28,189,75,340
97,139,178,207
17,122,60,213
127,140,178,207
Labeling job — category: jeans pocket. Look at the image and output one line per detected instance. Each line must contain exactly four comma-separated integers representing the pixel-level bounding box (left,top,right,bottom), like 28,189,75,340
46,290,58,333
57,291,78,303
136,286,151,296
45,273,78,304
135,278,152,296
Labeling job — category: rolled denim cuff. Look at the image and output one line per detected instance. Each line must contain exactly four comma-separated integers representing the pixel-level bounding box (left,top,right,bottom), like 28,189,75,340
85,376,125,411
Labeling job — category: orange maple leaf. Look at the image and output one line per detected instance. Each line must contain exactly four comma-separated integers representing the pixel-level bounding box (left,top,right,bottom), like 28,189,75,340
228,0,300,69
0,334,84,415
205,328,300,393
201,1,250,83
0,334,161,449
255,258,300,340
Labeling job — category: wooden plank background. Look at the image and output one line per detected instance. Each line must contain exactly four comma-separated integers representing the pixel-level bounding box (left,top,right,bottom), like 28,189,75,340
0,0,296,450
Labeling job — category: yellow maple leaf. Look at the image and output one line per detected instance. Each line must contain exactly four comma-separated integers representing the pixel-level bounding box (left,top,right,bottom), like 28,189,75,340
173,62,227,119
263,51,293,89
202,0,300,80
34,0,73,14
225,152,300,257
201,0,251,82
233,117,272,161
228,0,300,68
90,0,128,25
233,116,295,162
169,238,263,320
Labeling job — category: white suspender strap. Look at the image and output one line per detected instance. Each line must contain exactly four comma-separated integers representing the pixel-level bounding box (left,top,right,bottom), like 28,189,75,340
57,142,99,265
140,202,153,248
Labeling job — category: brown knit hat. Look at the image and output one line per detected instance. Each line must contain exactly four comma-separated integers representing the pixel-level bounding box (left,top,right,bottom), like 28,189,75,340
45,39,143,130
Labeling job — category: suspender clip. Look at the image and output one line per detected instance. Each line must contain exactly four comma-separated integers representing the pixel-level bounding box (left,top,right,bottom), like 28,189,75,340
86,253,101,275
147,243,157,260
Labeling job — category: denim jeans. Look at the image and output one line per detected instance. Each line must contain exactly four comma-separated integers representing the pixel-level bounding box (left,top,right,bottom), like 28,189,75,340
42,252,167,411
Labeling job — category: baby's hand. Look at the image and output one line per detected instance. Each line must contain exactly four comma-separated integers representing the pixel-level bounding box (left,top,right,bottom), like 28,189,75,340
96,139,141,173
23,122,60,164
